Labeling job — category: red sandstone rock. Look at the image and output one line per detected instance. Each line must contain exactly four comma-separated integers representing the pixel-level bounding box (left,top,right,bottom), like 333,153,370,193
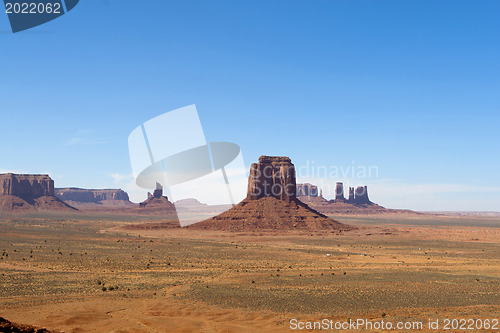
334,182,346,202
1,173,54,198
298,182,421,215
0,316,53,332
348,187,355,202
0,174,76,211
136,185,176,215
247,156,296,202
189,196,348,231
55,188,133,209
354,185,370,204
190,156,349,231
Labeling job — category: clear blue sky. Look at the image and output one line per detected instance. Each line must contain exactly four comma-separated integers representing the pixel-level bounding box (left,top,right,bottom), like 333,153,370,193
1,0,499,210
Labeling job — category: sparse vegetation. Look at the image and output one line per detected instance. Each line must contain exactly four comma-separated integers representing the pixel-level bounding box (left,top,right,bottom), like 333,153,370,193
0,212,498,328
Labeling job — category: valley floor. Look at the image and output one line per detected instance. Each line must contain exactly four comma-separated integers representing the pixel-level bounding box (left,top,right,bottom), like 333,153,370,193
0,212,499,332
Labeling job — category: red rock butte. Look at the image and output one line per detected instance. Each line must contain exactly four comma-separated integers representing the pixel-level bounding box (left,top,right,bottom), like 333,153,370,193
296,181,420,215
0,173,75,211
134,183,177,215
189,156,349,231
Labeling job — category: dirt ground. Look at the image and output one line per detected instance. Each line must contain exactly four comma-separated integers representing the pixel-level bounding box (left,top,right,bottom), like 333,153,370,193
0,212,499,332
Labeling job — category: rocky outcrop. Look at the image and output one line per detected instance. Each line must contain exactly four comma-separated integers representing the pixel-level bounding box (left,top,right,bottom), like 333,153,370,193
56,188,130,203
153,188,163,199
190,156,349,231
0,173,75,211
334,182,345,202
333,182,370,204
296,183,319,197
354,186,370,204
297,182,419,215
247,156,296,202
136,184,176,215
0,316,54,333
55,188,134,209
348,187,355,202
1,174,54,199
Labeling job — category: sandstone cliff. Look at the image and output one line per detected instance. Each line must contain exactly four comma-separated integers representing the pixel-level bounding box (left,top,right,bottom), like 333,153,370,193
247,156,296,202
354,186,370,204
1,173,54,198
0,174,75,211
348,187,355,202
334,182,346,202
55,188,135,209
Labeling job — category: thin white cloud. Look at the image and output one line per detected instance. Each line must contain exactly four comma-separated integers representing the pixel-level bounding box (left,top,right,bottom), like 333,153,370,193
64,129,106,146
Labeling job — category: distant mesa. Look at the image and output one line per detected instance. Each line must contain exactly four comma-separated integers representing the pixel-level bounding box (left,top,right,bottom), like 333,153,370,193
55,188,135,209
189,156,350,231
296,183,319,197
0,173,76,211
174,198,207,206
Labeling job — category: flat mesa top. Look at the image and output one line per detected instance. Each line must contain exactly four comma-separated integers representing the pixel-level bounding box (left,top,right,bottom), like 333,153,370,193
258,156,291,163
0,173,51,178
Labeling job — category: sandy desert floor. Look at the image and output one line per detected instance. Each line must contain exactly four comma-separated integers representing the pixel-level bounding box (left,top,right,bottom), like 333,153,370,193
0,212,499,332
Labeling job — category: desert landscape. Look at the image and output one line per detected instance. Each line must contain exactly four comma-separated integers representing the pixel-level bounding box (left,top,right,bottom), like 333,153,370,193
0,158,499,332
3,1,499,331
0,212,499,332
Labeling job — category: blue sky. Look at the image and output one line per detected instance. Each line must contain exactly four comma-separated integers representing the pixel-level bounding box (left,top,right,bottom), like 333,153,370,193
1,0,499,210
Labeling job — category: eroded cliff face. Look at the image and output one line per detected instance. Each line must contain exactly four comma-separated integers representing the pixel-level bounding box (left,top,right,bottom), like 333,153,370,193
55,188,130,203
0,173,75,211
348,187,355,202
0,174,54,200
354,186,370,204
334,182,346,202
331,182,371,205
247,156,296,202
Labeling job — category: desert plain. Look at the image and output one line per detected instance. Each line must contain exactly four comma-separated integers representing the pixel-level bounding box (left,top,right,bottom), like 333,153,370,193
0,212,499,332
